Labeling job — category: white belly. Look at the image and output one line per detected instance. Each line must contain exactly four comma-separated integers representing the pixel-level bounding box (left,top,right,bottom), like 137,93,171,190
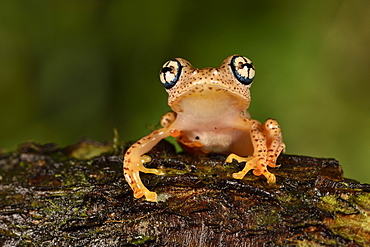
170,92,253,155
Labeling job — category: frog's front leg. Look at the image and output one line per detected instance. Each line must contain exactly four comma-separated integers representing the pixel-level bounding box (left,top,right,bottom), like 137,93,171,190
123,112,177,202
226,118,285,184
124,128,170,201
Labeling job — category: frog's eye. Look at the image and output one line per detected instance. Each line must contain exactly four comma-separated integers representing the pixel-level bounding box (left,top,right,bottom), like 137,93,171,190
160,59,183,89
229,55,255,85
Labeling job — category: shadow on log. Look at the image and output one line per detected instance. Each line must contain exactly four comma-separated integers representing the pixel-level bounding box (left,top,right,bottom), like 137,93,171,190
0,139,369,246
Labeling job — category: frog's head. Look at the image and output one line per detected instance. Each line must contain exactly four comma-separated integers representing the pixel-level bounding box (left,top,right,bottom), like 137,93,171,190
159,55,255,112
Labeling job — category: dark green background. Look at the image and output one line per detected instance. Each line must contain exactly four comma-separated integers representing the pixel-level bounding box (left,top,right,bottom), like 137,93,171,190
0,1,369,183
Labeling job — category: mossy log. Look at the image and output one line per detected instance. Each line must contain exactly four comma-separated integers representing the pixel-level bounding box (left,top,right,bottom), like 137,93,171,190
0,139,369,246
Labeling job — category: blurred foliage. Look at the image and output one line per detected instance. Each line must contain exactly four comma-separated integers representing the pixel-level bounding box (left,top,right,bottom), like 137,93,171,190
0,0,369,183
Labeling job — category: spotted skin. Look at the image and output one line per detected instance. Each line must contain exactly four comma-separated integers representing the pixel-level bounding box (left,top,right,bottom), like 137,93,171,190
123,55,285,202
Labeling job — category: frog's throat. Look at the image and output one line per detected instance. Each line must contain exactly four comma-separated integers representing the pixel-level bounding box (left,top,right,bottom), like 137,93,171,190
168,83,250,109
169,87,250,113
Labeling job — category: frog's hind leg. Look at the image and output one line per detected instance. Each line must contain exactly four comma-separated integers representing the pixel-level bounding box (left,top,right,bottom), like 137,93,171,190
225,118,283,184
124,128,170,202
263,119,285,168
225,120,270,182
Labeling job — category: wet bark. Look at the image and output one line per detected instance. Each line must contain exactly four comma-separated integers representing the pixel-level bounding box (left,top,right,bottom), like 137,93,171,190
1,140,369,246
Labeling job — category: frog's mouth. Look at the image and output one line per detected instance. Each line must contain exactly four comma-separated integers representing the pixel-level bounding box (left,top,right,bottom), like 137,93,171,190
169,84,250,113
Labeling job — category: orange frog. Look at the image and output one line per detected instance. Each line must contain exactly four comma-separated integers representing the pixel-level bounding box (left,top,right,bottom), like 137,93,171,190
123,55,285,202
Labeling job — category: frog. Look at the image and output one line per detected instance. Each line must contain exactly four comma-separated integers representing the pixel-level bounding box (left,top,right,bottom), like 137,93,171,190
123,55,285,202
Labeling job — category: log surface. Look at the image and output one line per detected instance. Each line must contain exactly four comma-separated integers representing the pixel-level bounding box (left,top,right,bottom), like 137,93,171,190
1,140,369,246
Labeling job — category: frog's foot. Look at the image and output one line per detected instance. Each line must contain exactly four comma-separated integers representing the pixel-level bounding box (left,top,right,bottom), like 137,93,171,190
226,153,276,184
133,184,158,202
138,155,165,175
124,154,164,202
124,170,158,202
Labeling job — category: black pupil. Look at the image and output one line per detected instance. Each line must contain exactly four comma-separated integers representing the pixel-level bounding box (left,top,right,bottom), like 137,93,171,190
161,67,172,73
240,63,252,69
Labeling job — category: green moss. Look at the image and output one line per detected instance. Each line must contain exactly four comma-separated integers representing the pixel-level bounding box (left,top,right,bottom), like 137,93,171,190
129,234,156,245
65,140,114,160
253,208,280,226
318,193,370,245
319,195,358,215
0,228,19,238
61,170,89,187
353,193,370,210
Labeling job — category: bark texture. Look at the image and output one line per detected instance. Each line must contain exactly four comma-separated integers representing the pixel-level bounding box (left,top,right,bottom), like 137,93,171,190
1,140,369,246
